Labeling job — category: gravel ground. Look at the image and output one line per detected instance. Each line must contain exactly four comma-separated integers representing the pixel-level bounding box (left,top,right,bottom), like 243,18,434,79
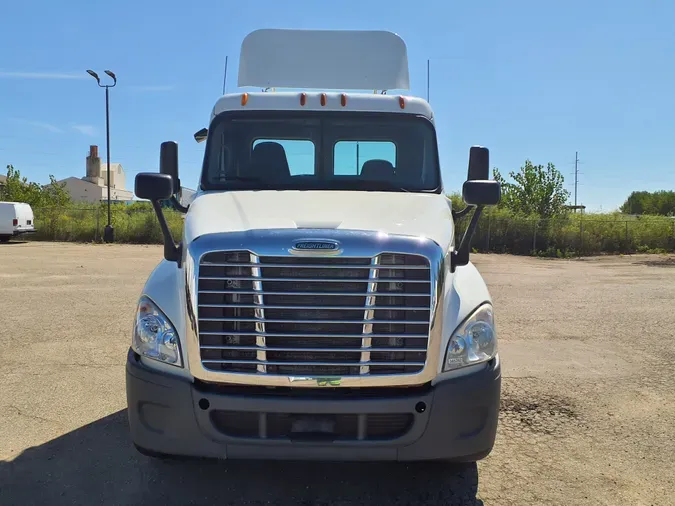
0,242,674,505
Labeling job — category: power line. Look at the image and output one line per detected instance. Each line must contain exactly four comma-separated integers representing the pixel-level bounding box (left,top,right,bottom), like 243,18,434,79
574,151,579,208
571,150,587,211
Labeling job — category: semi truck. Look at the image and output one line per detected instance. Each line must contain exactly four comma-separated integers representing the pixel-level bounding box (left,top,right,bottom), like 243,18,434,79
127,28,502,463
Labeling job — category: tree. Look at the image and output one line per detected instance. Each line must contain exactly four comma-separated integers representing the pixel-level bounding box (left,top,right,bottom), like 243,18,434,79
493,160,570,218
1,165,71,208
620,190,675,216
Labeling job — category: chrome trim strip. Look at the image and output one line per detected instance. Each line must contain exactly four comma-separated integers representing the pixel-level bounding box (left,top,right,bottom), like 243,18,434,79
198,276,428,283
200,263,428,270
250,253,267,373
198,290,429,297
186,228,444,388
200,345,427,353
198,317,427,325
203,360,426,367
360,256,380,375
199,331,428,338
198,304,424,311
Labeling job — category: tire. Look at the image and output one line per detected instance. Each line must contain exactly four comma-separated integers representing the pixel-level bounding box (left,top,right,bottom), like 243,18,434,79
0,236,10,243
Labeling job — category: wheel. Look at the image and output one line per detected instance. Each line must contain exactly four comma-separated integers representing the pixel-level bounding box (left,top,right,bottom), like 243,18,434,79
0,236,10,243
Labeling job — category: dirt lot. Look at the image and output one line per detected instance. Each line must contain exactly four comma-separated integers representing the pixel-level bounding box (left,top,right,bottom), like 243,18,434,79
0,242,674,505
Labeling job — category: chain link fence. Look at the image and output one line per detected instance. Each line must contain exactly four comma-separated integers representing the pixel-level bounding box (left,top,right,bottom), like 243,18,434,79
28,207,675,256
456,214,675,256
31,207,182,244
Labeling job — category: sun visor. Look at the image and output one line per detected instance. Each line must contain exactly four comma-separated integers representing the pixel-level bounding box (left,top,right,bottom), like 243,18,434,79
237,29,410,91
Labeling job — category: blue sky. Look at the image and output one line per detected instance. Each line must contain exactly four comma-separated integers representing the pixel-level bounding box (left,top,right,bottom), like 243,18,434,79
1,0,673,212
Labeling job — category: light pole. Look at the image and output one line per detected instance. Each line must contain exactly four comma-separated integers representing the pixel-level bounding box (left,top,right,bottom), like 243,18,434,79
86,69,117,243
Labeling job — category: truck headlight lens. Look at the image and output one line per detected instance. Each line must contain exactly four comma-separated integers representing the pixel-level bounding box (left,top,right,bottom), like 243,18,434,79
443,303,496,371
132,296,182,367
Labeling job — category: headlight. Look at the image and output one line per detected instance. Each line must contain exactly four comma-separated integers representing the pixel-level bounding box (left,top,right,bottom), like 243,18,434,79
132,296,183,367
443,303,496,371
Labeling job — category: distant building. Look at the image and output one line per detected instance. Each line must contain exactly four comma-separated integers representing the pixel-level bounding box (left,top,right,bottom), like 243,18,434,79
56,145,134,203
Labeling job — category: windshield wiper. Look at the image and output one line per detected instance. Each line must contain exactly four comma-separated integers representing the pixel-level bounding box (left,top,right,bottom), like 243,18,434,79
222,175,267,183
359,179,411,193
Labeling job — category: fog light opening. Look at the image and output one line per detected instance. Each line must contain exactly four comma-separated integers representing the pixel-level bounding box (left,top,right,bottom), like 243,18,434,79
415,402,427,414
198,398,210,411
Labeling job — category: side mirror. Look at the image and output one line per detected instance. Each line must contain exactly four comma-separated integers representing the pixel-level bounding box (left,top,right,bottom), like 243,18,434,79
194,128,208,143
462,180,501,207
135,172,180,263
467,146,489,181
135,173,174,201
160,141,180,193
451,145,498,273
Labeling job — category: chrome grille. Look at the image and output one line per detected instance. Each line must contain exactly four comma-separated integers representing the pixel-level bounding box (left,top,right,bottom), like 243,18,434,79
197,251,432,376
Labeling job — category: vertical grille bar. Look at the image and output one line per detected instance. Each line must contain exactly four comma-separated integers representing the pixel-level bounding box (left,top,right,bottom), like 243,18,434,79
258,412,268,439
357,414,367,440
251,253,267,373
360,256,380,375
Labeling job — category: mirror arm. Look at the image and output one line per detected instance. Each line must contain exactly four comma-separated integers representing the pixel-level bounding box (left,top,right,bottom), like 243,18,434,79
452,205,474,220
451,205,484,272
151,200,181,264
169,195,189,214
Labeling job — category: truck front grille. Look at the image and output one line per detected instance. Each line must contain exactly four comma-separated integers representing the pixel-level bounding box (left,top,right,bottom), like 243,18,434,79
197,251,432,376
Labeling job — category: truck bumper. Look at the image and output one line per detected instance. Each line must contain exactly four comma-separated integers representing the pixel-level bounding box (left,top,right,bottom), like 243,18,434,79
126,349,501,462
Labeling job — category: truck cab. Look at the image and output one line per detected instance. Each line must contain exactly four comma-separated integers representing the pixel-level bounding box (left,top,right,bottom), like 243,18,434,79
127,29,501,463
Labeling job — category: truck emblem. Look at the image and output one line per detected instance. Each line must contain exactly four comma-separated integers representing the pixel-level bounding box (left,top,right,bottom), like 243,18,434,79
291,240,341,255
294,241,338,251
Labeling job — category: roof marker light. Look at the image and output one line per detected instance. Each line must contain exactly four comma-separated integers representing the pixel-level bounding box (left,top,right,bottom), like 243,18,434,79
300,93,307,106
320,93,327,106
341,93,347,107
241,93,249,106
399,96,405,109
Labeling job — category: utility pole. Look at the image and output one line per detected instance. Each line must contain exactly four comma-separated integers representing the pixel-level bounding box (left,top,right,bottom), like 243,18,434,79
86,69,117,243
574,151,579,210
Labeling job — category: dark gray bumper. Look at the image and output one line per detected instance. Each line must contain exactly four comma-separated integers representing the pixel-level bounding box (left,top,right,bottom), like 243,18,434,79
126,349,501,462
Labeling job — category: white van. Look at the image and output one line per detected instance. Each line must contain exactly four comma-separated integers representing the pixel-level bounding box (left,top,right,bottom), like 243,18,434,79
0,202,35,242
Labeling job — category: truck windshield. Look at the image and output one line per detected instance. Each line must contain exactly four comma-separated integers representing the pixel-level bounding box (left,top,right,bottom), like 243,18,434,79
201,111,441,193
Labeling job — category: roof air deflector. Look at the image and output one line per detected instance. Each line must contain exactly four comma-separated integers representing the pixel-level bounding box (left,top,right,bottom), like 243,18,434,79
237,29,410,91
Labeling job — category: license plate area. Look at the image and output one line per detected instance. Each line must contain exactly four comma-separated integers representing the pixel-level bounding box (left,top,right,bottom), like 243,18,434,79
289,415,337,441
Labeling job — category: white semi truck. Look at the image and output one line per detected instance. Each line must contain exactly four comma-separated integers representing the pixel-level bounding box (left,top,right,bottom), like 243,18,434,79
127,29,502,463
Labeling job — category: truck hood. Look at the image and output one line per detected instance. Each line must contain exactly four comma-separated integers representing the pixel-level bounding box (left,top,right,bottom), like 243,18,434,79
184,190,454,250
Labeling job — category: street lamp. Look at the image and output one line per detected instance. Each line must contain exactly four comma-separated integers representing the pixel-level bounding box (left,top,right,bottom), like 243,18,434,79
86,69,117,243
